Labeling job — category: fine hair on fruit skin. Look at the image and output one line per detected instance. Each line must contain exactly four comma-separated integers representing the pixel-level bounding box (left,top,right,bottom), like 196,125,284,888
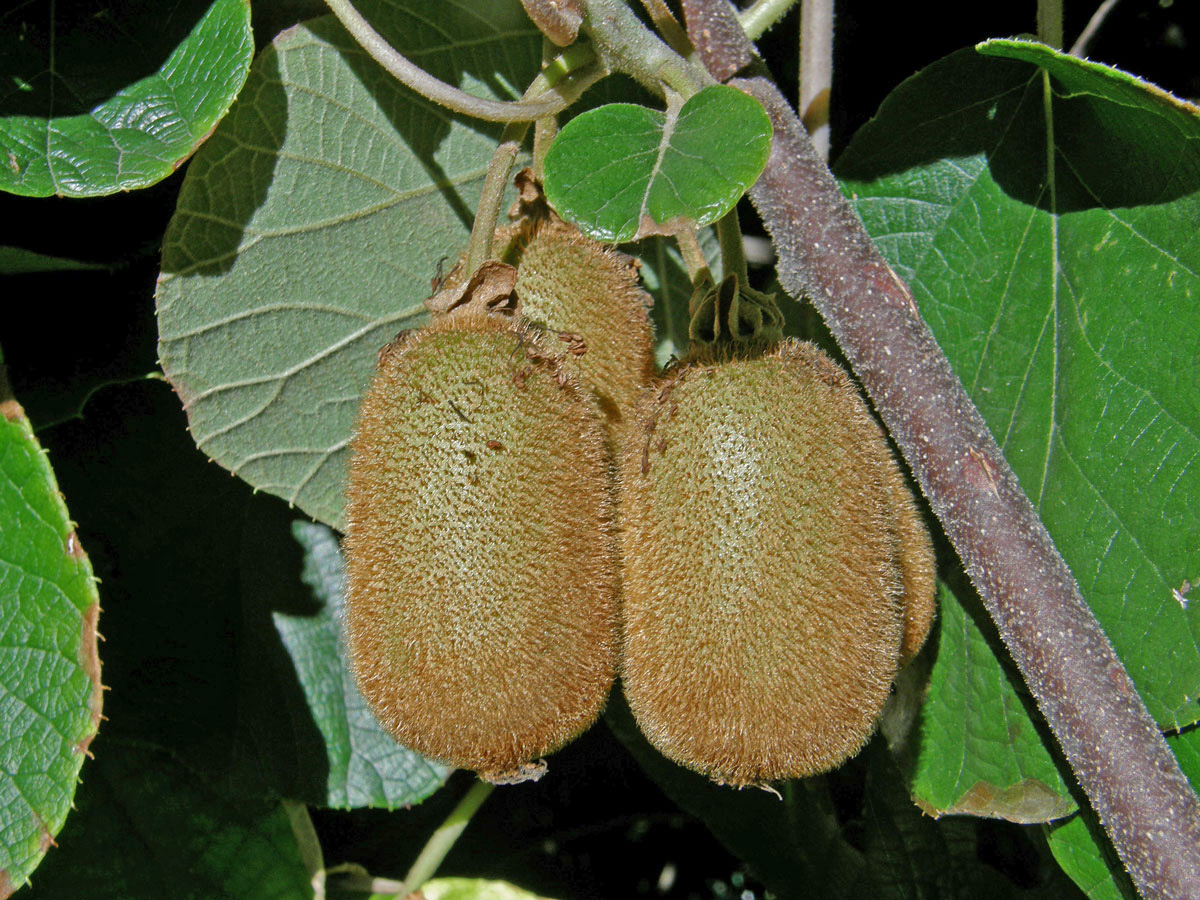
343,306,619,781
503,171,657,435
618,338,934,786
512,213,656,427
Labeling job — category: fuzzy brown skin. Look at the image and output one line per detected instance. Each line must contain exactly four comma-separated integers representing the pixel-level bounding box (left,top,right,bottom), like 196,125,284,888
619,340,908,785
344,312,618,779
513,217,656,429
883,456,937,665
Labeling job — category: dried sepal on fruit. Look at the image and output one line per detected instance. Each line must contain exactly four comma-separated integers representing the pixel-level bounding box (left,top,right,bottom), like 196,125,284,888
343,270,619,782
617,274,935,786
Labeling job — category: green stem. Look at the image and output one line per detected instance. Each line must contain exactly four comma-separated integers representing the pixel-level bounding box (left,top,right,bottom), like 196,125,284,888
465,141,521,275
324,0,579,121
282,800,325,899
466,41,609,269
798,0,833,161
675,228,709,281
1037,0,1064,49
638,0,696,59
396,780,496,897
738,0,800,42
580,0,711,98
715,208,748,286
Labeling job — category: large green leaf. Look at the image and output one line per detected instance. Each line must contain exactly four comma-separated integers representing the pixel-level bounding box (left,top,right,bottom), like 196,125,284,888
24,739,311,900
156,1,542,530
280,520,451,808
912,577,1074,821
0,384,101,895
0,0,253,198
835,43,1200,815
543,85,772,242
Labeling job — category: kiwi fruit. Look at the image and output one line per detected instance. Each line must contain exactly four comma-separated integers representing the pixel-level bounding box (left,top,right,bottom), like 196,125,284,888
498,172,656,433
343,297,618,781
883,454,937,664
513,215,655,425
618,328,935,785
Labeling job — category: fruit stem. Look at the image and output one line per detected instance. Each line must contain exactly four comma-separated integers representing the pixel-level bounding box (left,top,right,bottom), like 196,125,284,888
465,40,608,274
738,0,800,41
465,141,521,276
395,780,496,897
715,207,749,287
675,228,710,281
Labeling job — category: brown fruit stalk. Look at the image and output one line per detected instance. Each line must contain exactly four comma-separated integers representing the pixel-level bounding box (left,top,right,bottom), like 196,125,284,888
343,290,618,782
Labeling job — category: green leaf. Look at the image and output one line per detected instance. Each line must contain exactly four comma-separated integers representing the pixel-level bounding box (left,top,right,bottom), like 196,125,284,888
0,392,101,895
0,0,253,198
156,1,542,530
911,578,1075,821
0,246,111,274
24,739,312,900
834,43,1200,804
543,85,772,242
279,520,451,808
1046,808,1138,900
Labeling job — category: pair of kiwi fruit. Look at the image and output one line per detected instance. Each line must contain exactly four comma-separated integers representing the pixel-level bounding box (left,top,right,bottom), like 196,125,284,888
343,175,935,786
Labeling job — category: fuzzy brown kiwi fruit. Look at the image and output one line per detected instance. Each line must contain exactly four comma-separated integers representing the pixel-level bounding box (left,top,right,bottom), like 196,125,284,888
504,172,656,431
882,454,937,664
344,301,618,781
619,338,926,786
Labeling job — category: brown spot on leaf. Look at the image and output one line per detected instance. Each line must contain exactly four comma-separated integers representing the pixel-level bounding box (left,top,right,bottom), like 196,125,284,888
928,778,1075,824
1,400,24,422
77,602,104,739
65,530,86,561
634,214,695,242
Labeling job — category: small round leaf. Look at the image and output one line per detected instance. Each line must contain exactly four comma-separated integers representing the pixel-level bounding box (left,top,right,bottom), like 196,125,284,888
543,85,772,242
